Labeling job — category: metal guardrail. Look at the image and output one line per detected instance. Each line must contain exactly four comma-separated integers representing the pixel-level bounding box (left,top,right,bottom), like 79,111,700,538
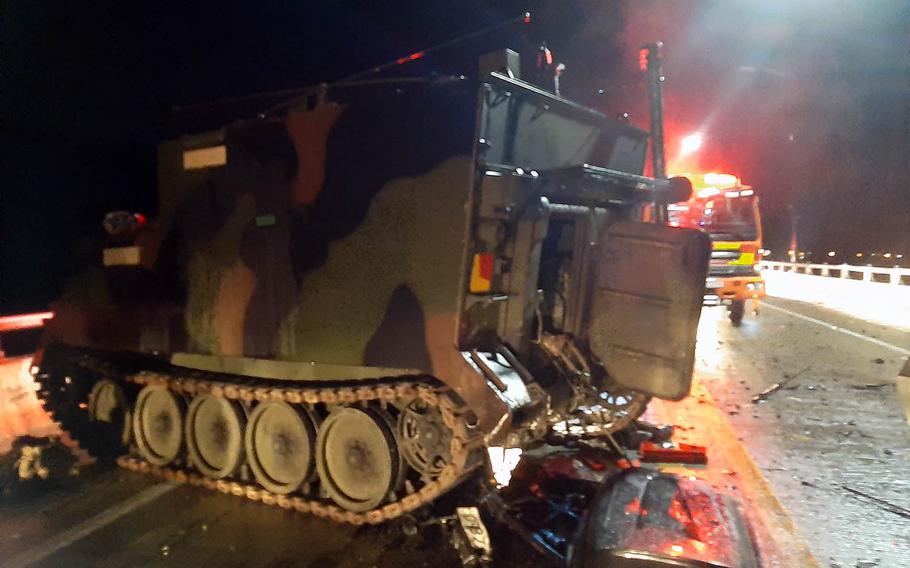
761,261,910,286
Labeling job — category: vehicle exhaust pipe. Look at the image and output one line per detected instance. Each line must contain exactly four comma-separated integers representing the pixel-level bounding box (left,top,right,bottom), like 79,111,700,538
641,42,666,180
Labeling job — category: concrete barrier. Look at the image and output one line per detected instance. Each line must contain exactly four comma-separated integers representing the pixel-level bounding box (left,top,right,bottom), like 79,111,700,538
760,261,910,331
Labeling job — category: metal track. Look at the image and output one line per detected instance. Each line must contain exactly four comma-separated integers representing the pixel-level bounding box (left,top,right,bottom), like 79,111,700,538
37,348,485,525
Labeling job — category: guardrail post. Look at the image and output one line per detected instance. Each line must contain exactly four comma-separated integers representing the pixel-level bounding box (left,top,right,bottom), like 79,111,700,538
840,264,848,278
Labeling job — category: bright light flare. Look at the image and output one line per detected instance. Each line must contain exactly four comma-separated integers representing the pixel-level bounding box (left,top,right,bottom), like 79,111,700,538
0,312,54,333
696,187,720,199
0,357,61,453
703,172,738,187
679,133,703,156
487,446,523,487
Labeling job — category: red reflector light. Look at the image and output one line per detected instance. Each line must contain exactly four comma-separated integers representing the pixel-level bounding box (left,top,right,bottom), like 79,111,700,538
394,51,425,65
479,253,494,279
639,441,707,465
739,244,757,253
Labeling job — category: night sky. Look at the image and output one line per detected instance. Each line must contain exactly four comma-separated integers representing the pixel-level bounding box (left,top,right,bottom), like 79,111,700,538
3,0,908,313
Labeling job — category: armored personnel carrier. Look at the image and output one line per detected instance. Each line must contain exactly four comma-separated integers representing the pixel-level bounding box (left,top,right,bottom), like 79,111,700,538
34,49,710,524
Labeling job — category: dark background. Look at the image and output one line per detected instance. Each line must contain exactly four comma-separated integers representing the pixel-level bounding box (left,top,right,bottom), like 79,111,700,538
3,0,908,313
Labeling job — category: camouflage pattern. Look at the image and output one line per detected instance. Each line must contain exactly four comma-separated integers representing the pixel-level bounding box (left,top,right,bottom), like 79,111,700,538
50,81,476,365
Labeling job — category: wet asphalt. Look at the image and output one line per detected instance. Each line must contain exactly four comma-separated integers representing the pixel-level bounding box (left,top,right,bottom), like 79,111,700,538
694,298,910,568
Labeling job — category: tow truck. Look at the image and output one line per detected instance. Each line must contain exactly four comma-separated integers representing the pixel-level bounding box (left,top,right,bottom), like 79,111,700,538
669,173,766,324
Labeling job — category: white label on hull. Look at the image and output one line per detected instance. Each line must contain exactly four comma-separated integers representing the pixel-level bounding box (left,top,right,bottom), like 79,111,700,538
103,246,142,266
183,145,227,170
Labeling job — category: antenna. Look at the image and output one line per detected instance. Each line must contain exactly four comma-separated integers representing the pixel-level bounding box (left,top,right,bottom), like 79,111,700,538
260,11,532,116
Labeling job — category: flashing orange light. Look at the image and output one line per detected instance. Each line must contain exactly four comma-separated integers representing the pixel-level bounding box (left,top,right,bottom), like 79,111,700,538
703,172,738,187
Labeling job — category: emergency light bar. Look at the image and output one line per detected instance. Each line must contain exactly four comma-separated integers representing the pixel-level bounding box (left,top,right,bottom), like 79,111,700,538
703,172,738,186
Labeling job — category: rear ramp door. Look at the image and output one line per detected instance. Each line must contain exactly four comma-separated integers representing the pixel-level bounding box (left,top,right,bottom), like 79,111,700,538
587,221,710,400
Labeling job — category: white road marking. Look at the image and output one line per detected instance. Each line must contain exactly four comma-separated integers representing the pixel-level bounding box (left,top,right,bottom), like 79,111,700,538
763,302,910,356
6,482,177,568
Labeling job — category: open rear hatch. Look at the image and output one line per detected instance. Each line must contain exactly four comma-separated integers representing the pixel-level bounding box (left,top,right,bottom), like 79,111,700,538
586,222,710,400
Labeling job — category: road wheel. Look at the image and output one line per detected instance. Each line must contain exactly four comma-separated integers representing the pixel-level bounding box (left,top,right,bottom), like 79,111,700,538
729,300,745,326
245,400,317,494
317,406,402,512
133,385,185,466
88,379,132,449
186,394,245,479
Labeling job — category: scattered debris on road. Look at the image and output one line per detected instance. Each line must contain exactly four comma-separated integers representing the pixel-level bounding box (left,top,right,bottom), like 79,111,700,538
752,366,812,403
752,382,783,403
838,484,910,520
0,435,80,493
849,383,889,390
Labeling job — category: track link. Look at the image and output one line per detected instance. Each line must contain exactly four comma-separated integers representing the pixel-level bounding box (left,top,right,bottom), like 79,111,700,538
37,346,485,525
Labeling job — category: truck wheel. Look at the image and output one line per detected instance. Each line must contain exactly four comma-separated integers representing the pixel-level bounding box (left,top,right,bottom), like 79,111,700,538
728,300,745,326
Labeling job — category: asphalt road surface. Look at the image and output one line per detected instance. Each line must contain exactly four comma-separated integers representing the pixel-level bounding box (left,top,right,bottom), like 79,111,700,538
1,297,908,567
694,298,910,568
0,464,471,568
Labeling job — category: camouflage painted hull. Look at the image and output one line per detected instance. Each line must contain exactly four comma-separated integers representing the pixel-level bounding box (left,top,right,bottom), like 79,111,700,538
37,72,710,519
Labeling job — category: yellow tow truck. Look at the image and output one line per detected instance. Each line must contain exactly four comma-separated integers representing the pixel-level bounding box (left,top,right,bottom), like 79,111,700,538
669,172,766,324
